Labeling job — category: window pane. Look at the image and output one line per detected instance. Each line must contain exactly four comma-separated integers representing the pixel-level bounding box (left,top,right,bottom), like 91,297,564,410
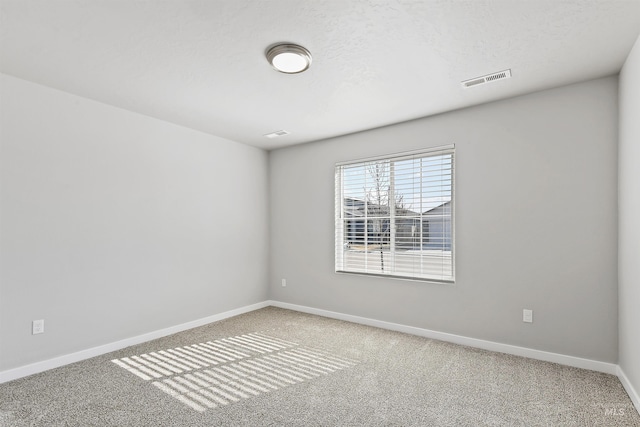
336,146,454,282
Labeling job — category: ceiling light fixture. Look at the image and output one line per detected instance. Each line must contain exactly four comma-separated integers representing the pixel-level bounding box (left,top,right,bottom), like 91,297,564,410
266,43,312,74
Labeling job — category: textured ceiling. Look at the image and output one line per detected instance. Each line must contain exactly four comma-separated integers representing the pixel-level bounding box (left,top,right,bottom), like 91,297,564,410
1,0,639,149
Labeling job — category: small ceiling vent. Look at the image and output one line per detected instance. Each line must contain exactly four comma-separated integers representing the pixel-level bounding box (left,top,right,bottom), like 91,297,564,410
264,130,290,139
462,69,512,88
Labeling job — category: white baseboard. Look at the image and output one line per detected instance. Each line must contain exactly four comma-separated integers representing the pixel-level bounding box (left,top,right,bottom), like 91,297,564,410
0,299,626,393
618,366,640,415
0,300,270,384
269,300,618,375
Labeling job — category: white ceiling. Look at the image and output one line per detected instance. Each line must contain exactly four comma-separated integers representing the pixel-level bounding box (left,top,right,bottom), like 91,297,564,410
1,1,639,150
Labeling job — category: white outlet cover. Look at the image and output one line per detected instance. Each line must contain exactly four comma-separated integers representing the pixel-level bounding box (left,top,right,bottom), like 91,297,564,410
523,309,533,323
32,319,45,334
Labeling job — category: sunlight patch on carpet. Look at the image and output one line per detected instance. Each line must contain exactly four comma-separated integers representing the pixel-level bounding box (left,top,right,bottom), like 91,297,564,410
111,333,359,412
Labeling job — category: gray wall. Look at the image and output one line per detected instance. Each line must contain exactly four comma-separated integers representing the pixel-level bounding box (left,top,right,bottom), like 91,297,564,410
269,77,619,363
0,74,269,371
0,70,624,373
619,35,640,399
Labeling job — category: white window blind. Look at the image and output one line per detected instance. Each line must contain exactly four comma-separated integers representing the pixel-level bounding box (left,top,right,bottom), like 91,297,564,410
335,145,455,282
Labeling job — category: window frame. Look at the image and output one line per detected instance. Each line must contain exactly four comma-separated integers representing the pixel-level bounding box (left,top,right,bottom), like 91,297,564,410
335,145,455,283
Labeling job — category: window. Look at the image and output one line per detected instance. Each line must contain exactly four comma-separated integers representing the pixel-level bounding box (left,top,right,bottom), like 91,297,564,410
335,145,454,282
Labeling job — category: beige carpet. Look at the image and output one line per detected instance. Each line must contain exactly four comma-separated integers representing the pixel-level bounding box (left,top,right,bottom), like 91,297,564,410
1,307,638,426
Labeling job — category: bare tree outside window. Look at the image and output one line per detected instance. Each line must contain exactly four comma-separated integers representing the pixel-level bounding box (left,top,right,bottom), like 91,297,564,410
364,162,407,272
365,162,390,271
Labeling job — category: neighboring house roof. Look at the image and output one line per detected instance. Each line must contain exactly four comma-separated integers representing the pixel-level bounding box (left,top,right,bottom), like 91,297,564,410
344,197,451,218
343,197,418,218
422,200,451,215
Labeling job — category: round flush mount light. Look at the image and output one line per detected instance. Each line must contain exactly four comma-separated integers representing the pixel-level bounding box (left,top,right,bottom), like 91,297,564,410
266,43,312,74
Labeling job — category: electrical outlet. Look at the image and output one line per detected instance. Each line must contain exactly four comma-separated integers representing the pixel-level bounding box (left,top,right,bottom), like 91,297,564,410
32,319,45,335
523,309,533,323
282,279,287,287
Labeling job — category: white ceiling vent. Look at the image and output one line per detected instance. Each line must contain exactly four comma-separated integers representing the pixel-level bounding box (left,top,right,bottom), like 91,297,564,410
264,130,290,139
462,69,512,88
